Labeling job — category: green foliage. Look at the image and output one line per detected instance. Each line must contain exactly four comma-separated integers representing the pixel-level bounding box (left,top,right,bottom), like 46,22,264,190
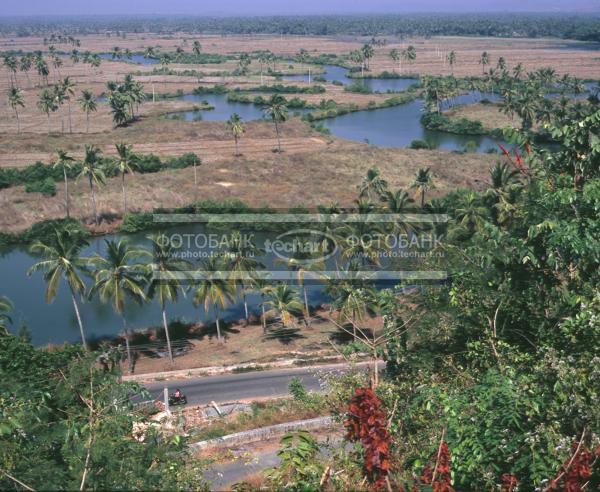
0,335,206,491
24,176,56,195
264,431,323,490
344,81,372,94
421,111,486,135
409,139,431,150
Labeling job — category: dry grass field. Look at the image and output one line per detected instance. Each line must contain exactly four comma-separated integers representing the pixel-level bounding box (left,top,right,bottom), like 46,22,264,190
444,102,521,131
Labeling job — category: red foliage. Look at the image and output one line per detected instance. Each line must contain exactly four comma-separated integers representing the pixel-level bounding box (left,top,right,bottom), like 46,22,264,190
546,441,592,492
344,387,390,491
418,440,454,492
432,442,453,492
500,473,518,492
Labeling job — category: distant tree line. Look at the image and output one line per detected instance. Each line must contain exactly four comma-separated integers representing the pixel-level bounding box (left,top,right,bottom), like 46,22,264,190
2,13,600,42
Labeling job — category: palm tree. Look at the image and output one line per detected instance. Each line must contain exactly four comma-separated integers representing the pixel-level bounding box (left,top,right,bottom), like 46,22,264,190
410,168,434,208
382,188,415,236
330,282,374,341
89,239,149,374
0,296,13,335
114,143,138,215
28,227,90,349
19,55,32,88
479,51,489,75
257,51,270,85
224,231,263,321
237,53,251,75
403,45,416,67
192,40,202,57
263,284,303,328
389,48,400,73
227,113,245,156
60,76,76,133
7,87,24,133
453,191,488,234
358,167,388,200
497,57,507,72
37,89,57,134
78,90,97,133
192,256,236,343
146,233,191,362
53,150,75,218
361,44,374,71
3,55,18,87
78,145,105,225
264,95,288,153
447,51,457,76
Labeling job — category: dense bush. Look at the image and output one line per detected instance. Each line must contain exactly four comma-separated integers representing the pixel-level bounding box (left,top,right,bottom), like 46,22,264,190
24,177,56,196
409,139,431,150
421,111,486,135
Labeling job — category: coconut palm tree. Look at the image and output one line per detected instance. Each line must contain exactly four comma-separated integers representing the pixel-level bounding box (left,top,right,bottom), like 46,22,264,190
264,95,288,153
447,51,457,76
382,188,415,236
89,239,149,374
389,48,400,72
78,145,105,225
224,231,263,321
146,233,191,362
19,55,32,88
114,143,138,215
479,51,489,75
37,89,57,134
263,284,303,328
28,227,91,349
361,44,374,71
358,168,388,200
60,76,76,133
257,51,270,85
453,191,488,234
192,256,236,343
330,282,374,341
3,55,18,87
77,89,97,133
53,150,75,218
410,168,434,208
227,113,245,156
403,45,416,66
7,86,24,133
0,296,13,335
192,40,202,57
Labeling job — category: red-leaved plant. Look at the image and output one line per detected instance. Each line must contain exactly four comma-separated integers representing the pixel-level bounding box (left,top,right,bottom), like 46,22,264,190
500,473,518,492
545,439,593,492
419,437,454,492
344,387,390,491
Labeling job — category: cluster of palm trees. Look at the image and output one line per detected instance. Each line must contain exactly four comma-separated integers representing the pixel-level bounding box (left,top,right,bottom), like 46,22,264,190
25,226,311,369
105,74,146,127
388,45,416,73
421,62,595,130
51,144,137,224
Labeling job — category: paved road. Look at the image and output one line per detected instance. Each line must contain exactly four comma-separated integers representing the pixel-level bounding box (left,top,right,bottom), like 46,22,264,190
145,362,372,406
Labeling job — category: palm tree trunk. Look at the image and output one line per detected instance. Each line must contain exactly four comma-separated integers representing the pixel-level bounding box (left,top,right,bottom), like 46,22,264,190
122,316,133,375
89,178,98,225
70,291,88,350
261,299,266,333
47,114,51,134
86,112,90,133
63,168,70,218
215,304,222,343
162,307,174,363
14,109,20,133
234,135,239,156
193,160,198,187
303,286,309,320
67,100,72,133
421,189,425,209
243,292,249,321
121,173,127,215
274,120,281,152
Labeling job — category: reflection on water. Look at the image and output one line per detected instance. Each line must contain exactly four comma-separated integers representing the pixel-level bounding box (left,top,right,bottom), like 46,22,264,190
0,227,329,346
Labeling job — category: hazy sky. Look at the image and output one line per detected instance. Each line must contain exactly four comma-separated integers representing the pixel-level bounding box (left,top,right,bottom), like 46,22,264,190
1,0,599,16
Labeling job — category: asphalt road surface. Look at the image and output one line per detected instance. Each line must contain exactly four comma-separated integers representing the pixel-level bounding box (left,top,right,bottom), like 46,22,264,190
145,362,372,406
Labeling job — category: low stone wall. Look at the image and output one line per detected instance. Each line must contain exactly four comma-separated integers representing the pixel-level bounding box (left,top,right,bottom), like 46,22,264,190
189,416,337,450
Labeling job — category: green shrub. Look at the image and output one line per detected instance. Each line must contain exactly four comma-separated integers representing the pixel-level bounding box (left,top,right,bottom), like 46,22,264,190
344,81,372,94
25,177,56,196
409,139,431,150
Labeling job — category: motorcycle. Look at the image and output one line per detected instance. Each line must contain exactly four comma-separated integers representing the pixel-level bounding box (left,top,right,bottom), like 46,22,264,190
168,392,187,406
